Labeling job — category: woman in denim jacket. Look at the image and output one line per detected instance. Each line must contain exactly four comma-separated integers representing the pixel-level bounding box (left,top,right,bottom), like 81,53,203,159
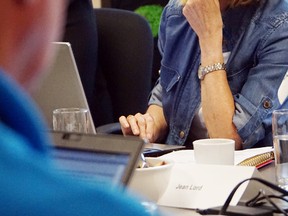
120,0,288,149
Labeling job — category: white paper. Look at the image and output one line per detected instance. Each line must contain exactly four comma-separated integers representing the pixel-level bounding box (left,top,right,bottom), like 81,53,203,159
154,146,272,209
158,146,273,165
157,164,259,210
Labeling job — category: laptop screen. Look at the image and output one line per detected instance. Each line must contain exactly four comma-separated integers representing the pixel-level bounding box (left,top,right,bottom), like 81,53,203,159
32,42,96,134
52,147,130,186
49,131,144,187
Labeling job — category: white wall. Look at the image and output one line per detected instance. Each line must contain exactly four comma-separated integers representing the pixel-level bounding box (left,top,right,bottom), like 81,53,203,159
92,0,101,8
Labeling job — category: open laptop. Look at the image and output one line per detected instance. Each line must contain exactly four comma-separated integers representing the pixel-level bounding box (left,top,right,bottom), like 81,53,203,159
32,42,96,133
49,131,144,187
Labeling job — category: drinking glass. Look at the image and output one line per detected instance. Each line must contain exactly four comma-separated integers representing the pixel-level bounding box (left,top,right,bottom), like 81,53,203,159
53,108,89,133
272,109,288,190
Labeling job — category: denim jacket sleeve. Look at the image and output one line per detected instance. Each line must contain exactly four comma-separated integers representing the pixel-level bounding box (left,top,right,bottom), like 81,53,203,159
230,8,288,148
148,1,169,108
148,79,163,107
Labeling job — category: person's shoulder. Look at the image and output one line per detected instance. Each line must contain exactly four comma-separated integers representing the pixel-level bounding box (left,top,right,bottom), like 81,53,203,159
0,123,154,216
257,0,288,27
163,0,183,16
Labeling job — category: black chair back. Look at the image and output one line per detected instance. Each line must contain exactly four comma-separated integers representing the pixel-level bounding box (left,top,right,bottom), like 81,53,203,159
94,8,154,130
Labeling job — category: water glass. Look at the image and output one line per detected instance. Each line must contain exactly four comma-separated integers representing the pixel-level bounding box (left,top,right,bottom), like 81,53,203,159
53,108,89,133
272,109,288,190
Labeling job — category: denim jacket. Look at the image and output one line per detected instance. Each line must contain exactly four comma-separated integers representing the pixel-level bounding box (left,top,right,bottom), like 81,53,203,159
149,0,288,148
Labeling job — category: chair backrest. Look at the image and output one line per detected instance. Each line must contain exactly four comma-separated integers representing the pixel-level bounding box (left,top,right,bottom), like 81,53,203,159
94,8,154,126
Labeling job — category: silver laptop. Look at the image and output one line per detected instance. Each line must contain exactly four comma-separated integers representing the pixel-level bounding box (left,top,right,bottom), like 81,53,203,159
32,42,96,133
50,131,144,187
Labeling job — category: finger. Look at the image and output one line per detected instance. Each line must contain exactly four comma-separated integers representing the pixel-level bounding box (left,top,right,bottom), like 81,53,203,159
143,113,154,142
119,116,129,128
135,113,148,140
126,115,140,135
119,116,133,135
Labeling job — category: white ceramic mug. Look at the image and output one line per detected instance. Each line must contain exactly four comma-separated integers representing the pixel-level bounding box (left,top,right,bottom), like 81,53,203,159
193,138,235,165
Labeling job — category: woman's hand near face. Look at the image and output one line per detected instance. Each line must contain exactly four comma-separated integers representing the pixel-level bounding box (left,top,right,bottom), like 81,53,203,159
182,0,223,53
182,0,243,149
119,105,168,143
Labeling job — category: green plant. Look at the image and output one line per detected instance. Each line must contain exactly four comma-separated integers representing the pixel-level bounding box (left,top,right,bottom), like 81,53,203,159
135,4,164,37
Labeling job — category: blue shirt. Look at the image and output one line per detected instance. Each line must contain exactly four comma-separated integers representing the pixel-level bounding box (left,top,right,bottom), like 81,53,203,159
149,0,288,149
0,70,158,216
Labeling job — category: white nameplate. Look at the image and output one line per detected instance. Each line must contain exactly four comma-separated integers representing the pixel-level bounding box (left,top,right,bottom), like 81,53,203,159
157,163,262,210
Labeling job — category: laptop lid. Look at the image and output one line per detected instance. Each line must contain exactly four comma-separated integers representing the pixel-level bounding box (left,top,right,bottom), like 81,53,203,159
49,131,144,187
32,42,96,133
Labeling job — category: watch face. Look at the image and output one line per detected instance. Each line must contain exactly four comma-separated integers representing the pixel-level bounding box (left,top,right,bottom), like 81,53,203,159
198,67,203,80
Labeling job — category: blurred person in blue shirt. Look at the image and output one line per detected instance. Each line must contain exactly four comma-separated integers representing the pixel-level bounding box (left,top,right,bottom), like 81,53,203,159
0,1,160,215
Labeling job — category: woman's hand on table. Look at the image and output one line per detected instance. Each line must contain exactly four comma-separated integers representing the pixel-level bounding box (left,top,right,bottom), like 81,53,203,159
119,105,168,143
119,113,156,142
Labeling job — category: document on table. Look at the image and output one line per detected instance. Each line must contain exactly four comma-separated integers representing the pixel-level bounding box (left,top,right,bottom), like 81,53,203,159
156,147,273,210
158,146,273,165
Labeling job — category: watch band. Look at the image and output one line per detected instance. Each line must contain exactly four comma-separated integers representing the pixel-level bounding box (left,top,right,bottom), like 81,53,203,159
198,62,226,80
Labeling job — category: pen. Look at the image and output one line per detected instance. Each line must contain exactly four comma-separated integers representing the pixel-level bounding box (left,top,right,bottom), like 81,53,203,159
237,151,274,169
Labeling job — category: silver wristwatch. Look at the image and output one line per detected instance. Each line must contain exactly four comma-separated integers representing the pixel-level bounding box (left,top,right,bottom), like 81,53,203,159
198,63,226,80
